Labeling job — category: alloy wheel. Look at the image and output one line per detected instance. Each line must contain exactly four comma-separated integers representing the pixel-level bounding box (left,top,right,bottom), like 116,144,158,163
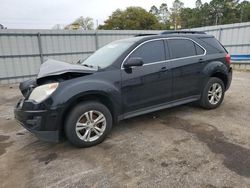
75,110,106,142
208,83,222,105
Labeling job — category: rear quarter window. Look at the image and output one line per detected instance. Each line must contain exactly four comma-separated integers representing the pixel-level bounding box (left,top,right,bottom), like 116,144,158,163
199,37,227,54
195,43,205,55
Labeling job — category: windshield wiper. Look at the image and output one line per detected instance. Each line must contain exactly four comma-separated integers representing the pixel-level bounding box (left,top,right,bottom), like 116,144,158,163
82,63,90,67
76,59,82,64
82,64,100,70
75,57,87,64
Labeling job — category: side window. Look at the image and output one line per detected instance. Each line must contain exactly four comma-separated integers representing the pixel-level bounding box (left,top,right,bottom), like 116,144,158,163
195,43,205,55
168,39,196,59
129,40,165,64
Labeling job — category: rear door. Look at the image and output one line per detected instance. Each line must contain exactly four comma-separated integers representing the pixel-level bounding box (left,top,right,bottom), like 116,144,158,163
121,39,172,113
167,38,206,100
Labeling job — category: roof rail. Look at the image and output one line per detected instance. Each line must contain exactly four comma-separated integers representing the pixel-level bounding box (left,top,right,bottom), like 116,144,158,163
134,34,157,37
161,30,206,35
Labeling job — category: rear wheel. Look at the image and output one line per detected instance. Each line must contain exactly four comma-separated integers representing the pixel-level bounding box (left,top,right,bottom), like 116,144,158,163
199,77,225,109
65,101,112,147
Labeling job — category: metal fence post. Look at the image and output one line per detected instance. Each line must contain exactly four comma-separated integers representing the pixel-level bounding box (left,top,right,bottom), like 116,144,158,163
95,31,99,50
218,28,222,42
37,32,44,64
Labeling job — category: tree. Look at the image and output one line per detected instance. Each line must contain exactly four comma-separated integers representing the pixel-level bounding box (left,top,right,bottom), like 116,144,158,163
149,5,159,17
65,17,94,30
170,0,184,29
98,7,161,30
222,0,240,24
209,0,239,25
180,8,196,28
180,0,208,28
100,1,250,31
199,3,209,26
195,0,203,9
150,3,170,29
159,3,170,25
237,1,250,22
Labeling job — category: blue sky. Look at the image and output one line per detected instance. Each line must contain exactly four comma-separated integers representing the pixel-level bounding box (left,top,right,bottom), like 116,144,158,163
0,0,211,29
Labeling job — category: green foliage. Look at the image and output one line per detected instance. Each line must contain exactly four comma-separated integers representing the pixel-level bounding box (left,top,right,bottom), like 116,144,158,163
99,0,250,30
159,3,170,25
237,1,250,22
150,3,171,29
66,17,94,30
177,0,250,29
98,7,161,30
170,0,184,29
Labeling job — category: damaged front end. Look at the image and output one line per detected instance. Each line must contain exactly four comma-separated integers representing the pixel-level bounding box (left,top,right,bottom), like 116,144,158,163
14,59,97,142
19,59,97,98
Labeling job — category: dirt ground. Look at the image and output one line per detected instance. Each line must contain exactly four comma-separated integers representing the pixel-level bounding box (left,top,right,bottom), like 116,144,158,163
1,71,250,188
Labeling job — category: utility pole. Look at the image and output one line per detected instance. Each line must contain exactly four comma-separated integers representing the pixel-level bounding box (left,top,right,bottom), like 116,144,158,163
174,18,177,30
215,13,218,25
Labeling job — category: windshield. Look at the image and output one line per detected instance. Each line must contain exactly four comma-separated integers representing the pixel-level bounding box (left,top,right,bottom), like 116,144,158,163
82,40,134,68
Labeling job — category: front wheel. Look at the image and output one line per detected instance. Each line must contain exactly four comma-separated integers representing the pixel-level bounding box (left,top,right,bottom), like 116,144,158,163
199,77,225,109
65,101,113,147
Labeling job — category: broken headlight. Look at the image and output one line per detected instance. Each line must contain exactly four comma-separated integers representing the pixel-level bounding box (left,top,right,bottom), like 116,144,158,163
29,83,59,103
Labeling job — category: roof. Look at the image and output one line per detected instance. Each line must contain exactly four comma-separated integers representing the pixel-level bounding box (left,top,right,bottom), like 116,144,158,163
111,31,213,45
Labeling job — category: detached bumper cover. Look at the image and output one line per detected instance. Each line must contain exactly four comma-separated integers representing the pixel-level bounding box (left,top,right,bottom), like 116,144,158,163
14,99,63,142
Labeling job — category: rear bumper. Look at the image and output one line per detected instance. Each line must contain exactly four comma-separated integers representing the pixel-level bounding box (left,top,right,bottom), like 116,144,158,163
14,99,64,142
226,67,233,90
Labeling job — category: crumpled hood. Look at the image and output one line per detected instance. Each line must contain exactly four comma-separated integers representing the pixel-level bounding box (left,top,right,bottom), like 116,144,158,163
37,59,97,79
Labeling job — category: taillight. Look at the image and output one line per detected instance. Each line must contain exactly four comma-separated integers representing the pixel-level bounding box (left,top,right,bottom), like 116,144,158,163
226,54,231,65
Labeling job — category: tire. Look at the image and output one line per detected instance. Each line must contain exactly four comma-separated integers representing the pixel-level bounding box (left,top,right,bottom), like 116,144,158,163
199,77,225,109
65,101,113,148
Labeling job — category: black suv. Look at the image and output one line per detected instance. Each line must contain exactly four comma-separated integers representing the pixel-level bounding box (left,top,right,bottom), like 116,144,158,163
14,31,232,147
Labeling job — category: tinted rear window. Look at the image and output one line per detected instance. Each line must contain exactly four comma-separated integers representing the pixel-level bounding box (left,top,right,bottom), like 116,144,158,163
168,39,196,59
199,37,226,53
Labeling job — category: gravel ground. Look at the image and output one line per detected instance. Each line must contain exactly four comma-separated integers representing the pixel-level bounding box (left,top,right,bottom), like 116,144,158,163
0,70,250,188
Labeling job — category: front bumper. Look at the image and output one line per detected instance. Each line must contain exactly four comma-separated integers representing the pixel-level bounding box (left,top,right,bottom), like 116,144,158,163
14,99,63,142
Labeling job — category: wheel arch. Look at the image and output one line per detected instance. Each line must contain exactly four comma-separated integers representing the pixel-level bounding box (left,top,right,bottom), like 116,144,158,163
203,61,228,88
61,91,120,132
210,71,228,88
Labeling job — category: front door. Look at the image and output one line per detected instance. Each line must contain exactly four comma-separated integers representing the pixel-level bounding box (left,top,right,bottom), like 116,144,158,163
121,39,172,113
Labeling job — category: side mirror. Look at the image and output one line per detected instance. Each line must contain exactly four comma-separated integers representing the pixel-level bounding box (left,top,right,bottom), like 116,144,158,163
123,57,144,69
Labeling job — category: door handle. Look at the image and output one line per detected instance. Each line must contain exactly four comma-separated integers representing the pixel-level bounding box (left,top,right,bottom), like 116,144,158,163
160,67,167,72
199,58,204,62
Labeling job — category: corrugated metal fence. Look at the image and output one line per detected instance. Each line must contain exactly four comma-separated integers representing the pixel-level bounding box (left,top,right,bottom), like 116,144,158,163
0,30,160,84
191,22,250,60
0,22,250,84
191,22,250,71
